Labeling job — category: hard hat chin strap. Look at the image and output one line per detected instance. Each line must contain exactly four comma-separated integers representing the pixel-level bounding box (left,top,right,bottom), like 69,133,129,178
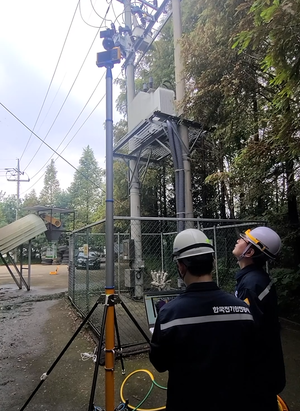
238,243,253,261
176,262,187,281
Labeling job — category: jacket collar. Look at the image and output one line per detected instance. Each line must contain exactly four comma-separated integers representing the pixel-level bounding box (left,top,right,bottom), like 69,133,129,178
185,281,219,292
235,263,264,281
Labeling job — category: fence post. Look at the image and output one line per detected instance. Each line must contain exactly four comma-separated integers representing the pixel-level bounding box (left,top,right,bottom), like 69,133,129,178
117,232,121,293
160,232,164,273
86,229,90,312
213,225,219,286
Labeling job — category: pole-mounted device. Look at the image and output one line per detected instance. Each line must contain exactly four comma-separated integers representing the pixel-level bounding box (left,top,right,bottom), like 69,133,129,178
90,27,121,411
96,26,121,69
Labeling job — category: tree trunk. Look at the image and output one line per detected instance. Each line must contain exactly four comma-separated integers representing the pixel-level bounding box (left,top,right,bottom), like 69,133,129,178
286,159,300,268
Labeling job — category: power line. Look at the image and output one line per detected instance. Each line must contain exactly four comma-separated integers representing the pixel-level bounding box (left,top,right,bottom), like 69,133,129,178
19,5,125,192
23,28,101,172
111,1,125,26
20,65,123,196
22,2,112,173
90,0,113,21
29,72,107,181
20,0,81,163
0,102,103,192
79,0,110,28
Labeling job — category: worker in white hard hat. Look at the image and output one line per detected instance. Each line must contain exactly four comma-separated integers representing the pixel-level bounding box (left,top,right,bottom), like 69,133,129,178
149,228,257,411
233,226,286,411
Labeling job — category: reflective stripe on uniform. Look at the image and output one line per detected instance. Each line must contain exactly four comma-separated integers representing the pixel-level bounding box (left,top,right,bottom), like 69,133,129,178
258,280,273,301
160,313,253,331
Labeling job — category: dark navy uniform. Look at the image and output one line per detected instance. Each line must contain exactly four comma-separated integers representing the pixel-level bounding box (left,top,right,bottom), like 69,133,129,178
149,282,256,411
235,264,286,410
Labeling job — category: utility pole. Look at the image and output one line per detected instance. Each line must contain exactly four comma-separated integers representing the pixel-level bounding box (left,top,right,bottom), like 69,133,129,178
5,158,30,263
5,158,30,220
172,0,194,226
125,0,144,299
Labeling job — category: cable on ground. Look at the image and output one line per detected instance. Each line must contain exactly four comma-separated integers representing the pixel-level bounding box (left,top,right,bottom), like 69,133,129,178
120,369,166,411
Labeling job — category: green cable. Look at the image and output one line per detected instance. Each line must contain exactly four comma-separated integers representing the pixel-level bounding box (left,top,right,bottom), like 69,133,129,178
120,369,167,411
132,381,155,411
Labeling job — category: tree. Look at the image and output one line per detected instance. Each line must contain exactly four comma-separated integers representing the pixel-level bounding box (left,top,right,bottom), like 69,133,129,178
68,146,104,228
22,190,39,208
0,194,17,226
39,159,61,206
232,0,300,267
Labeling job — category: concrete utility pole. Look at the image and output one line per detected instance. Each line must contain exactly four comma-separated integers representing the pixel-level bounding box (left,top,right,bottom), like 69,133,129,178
124,0,144,298
172,0,194,224
5,158,30,263
5,158,30,220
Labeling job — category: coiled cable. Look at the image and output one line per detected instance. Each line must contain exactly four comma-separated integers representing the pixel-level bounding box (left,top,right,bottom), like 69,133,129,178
120,369,166,411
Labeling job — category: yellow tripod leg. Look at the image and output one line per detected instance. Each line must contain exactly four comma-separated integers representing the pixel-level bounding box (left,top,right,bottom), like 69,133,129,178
277,395,289,411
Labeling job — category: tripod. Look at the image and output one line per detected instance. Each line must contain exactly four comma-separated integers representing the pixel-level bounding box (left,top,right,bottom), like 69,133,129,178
88,292,150,411
19,292,150,411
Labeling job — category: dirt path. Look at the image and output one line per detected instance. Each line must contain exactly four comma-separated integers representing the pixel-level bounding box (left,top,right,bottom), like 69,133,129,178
0,294,167,411
0,264,299,411
0,295,94,410
0,265,167,411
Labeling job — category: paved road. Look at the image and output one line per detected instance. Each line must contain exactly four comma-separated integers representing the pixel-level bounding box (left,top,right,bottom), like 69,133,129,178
0,263,69,296
1,264,299,410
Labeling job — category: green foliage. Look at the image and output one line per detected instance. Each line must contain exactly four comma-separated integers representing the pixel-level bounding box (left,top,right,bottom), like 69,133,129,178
0,195,17,226
22,190,39,208
215,259,237,293
272,267,300,321
39,159,61,206
68,146,104,228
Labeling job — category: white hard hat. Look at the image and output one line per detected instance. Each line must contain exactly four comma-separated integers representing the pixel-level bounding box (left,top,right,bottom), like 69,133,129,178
172,228,214,260
241,226,281,260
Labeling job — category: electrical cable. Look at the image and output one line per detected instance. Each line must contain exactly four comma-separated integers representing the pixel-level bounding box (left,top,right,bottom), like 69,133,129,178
21,64,123,195
79,0,110,28
18,0,168,177
111,1,125,26
89,0,113,23
22,1,112,173
10,57,122,197
1,95,128,210
23,26,101,172
20,0,81,163
120,369,166,411
28,72,106,182
0,102,103,191
5,2,124,196
19,1,124,188
120,369,289,411
35,72,68,135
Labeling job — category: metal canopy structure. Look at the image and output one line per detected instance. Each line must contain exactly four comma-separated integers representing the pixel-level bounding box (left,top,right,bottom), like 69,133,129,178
113,111,205,164
25,205,75,215
25,205,76,233
0,214,48,290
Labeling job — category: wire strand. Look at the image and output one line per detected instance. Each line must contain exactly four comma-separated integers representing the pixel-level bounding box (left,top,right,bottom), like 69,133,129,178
29,72,106,181
22,2,112,172
20,0,81,163
89,0,113,24
0,102,103,191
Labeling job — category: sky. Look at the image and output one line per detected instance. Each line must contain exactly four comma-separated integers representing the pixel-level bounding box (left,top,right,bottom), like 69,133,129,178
0,0,126,198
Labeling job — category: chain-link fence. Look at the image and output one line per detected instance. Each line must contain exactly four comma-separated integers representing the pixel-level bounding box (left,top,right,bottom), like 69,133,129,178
68,217,265,353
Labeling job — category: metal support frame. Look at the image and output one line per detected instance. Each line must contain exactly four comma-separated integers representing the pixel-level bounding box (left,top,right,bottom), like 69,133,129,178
0,244,32,291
